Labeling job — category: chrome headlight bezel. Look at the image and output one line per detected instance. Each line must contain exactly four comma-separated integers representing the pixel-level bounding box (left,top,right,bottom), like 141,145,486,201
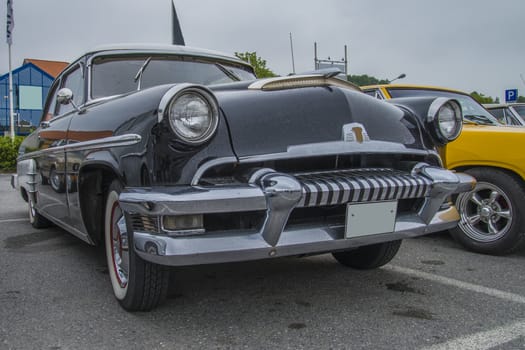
427,98,463,145
158,84,219,145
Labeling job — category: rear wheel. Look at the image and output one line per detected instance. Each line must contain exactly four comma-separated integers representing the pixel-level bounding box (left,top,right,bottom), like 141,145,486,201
104,180,169,311
332,240,402,269
450,168,525,255
28,196,52,229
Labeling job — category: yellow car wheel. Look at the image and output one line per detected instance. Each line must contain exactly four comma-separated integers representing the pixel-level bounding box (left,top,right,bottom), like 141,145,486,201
450,168,525,255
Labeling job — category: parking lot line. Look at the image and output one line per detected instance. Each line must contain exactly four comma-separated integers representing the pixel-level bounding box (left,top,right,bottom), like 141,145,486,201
386,265,525,305
0,218,27,223
387,265,525,350
421,319,525,350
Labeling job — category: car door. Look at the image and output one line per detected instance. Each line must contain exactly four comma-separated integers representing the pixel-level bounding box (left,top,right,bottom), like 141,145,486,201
34,63,87,236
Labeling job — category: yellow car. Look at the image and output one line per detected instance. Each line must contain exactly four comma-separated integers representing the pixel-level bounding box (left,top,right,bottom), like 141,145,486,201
363,84,525,255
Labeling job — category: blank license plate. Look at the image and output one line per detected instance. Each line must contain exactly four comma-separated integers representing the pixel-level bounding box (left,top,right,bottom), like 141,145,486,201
345,201,397,238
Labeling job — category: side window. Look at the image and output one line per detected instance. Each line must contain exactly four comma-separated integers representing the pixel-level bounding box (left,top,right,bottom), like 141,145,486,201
363,89,383,99
56,65,84,116
504,111,521,126
487,108,504,123
41,84,59,122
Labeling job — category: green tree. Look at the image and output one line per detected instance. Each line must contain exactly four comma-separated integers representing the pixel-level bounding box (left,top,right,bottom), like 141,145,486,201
234,52,277,78
470,91,498,104
347,74,390,86
517,96,525,103
0,136,24,171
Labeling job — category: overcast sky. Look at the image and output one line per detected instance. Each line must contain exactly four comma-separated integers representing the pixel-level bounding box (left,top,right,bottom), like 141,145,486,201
1,0,524,101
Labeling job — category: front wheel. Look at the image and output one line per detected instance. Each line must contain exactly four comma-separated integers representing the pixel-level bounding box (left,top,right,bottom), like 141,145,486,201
449,168,525,255
104,180,169,311
332,240,402,269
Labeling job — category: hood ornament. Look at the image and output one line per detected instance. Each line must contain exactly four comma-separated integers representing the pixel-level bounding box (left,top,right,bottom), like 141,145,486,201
342,123,370,143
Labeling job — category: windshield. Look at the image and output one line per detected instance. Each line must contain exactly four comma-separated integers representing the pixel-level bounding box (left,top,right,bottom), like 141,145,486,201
512,105,525,118
387,88,500,125
91,55,256,99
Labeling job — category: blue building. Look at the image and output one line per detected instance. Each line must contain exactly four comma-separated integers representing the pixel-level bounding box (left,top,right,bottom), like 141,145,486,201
0,59,68,134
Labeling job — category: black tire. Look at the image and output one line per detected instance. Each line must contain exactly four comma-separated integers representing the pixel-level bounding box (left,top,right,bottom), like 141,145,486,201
449,168,525,255
332,240,402,269
104,180,169,311
28,196,52,229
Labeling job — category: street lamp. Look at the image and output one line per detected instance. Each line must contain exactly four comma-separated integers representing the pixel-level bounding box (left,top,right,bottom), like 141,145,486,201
388,73,406,84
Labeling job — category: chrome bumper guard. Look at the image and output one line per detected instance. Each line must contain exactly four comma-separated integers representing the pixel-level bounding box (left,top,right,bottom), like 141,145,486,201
11,174,18,189
119,163,475,266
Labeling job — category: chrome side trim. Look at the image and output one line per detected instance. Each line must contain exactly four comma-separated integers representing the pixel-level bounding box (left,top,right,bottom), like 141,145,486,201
190,142,440,186
239,141,436,164
191,156,238,186
18,134,142,161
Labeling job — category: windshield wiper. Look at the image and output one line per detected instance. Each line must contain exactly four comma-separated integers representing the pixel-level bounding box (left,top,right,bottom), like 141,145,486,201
215,63,241,82
464,115,499,126
134,57,152,90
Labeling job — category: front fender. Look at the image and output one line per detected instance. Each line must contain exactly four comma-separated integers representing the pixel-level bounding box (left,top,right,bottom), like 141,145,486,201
443,124,525,180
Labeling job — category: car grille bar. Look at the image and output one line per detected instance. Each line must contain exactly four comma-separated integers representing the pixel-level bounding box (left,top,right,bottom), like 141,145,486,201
294,168,433,208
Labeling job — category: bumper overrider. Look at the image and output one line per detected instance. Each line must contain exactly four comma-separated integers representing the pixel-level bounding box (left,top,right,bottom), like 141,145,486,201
119,163,475,266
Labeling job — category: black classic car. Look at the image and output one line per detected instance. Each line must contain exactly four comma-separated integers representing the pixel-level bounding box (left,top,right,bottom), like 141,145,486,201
12,45,475,311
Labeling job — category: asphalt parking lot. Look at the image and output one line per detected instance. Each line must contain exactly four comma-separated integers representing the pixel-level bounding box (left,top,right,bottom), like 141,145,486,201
1,173,524,350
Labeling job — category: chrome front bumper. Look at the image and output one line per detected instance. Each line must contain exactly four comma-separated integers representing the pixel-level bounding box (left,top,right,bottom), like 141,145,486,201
119,164,475,266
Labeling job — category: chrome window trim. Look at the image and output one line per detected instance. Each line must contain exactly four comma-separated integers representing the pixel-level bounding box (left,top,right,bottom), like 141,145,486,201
508,106,525,126
86,50,254,103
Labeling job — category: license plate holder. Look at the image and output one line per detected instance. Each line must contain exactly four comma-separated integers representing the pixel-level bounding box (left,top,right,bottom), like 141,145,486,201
345,201,397,238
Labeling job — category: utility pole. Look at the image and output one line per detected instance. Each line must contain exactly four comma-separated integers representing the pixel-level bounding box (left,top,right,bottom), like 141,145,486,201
289,33,296,74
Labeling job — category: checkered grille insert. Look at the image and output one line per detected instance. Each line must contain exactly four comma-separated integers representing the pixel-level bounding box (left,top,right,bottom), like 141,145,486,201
294,168,433,208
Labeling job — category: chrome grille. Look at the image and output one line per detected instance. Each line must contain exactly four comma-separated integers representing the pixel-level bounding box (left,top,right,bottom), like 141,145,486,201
294,168,433,208
130,214,160,233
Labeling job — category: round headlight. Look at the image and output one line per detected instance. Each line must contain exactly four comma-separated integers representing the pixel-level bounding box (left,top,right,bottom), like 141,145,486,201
167,88,219,144
428,98,462,145
437,103,461,139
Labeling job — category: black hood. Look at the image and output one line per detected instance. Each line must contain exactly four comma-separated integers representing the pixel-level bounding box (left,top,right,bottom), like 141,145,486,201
213,85,427,158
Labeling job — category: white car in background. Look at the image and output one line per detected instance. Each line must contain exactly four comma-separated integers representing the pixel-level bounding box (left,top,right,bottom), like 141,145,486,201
484,103,525,126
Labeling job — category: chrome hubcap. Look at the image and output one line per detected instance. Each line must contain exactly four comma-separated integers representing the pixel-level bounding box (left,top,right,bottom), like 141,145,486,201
50,171,61,190
110,203,129,288
457,182,512,242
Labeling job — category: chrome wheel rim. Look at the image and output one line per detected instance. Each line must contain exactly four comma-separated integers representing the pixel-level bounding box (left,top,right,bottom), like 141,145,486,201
50,169,61,191
109,202,129,288
456,181,512,242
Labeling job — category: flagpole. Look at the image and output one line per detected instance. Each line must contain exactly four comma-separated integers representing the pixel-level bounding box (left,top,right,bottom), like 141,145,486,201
6,0,15,141
8,42,15,141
